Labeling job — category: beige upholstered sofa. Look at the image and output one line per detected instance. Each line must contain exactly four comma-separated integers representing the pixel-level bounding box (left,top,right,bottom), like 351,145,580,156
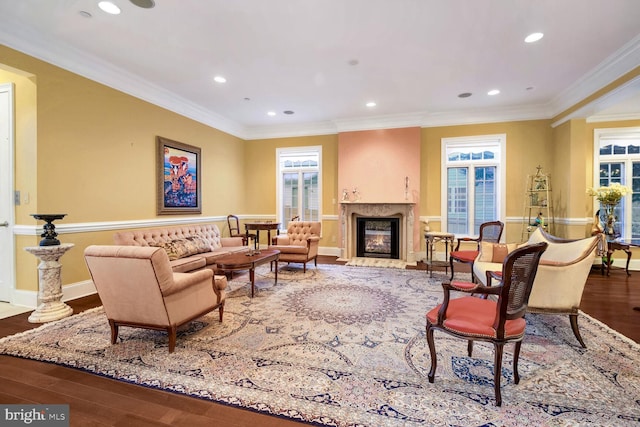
114,224,248,273
85,245,227,353
270,221,321,273
473,228,600,347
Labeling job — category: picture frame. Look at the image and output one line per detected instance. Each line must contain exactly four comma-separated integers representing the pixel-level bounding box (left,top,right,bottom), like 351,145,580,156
157,136,201,215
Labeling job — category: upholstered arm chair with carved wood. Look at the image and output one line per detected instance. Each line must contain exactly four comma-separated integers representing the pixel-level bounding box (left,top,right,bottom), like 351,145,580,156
473,228,600,347
84,245,227,353
269,221,321,273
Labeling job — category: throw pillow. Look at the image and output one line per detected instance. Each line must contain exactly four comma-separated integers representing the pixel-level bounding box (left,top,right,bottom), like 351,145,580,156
185,235,213,253
478,242,518,263
152,236,211,260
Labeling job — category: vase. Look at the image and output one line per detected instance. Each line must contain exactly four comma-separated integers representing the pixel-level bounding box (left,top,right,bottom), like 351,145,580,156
599,203,620,238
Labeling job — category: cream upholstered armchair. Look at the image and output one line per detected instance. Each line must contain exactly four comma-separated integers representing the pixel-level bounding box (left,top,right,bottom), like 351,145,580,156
473,228,600,347
269,221,321,273
84,245,227,353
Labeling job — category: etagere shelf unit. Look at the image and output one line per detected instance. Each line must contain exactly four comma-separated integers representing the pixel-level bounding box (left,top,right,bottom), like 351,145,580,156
522,166,554,241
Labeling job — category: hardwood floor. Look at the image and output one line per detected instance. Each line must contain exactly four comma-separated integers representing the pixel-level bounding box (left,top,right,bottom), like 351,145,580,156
0,256,638,426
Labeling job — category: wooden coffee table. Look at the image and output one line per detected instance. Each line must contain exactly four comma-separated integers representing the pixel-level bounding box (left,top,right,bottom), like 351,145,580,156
215,249,280,297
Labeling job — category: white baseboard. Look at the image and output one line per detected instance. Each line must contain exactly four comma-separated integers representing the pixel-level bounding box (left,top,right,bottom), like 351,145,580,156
10,280,96,309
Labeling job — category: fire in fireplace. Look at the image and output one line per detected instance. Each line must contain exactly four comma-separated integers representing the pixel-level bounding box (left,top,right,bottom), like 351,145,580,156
356,217,400,259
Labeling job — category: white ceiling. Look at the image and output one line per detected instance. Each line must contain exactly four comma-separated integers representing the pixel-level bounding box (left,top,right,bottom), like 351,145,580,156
0,0,639,139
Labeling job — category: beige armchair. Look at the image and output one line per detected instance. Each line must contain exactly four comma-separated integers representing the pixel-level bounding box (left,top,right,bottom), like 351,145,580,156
269,221,321,273
473,228,600,347
84,245,227,353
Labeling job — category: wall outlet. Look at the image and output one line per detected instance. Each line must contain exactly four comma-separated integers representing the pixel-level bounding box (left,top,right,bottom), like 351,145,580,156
14,190,20,205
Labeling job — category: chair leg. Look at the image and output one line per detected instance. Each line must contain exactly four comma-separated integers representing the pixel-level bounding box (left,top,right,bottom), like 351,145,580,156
569,314,586,348
303,261,307,273
513,341,522,384
467,340,474,357
426,323,437,383
219,302,224,322
168,325,177,353
493,343,504,406
449,258,455,280
108,319,119,345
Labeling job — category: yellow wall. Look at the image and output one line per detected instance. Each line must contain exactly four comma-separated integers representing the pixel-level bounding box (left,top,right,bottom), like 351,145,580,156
421,120,553,242
1,45,245,291
244,134,339,247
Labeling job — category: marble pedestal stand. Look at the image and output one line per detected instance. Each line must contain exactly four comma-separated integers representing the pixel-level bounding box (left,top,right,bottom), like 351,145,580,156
24,243,74,323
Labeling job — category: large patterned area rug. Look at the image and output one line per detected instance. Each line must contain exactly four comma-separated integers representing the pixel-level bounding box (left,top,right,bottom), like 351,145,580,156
1,265,639,426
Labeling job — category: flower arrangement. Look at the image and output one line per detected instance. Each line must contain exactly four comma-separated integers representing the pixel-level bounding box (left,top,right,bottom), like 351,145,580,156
587,183,632,206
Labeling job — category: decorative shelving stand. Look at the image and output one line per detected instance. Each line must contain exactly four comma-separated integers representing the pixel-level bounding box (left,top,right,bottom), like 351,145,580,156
522,166,554,241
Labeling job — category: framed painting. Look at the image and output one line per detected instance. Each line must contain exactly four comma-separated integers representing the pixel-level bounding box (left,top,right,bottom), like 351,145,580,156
157,136,202,214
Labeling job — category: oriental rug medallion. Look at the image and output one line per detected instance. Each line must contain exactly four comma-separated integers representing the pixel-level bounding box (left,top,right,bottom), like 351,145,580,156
1,265,639,426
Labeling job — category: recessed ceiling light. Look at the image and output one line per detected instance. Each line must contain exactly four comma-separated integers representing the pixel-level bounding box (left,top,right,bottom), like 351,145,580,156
267,111,276,116
525,32,544,43
129,0,155,8
283,110,295,115
98,1,121,14
213,76,226,83
458,92,472,98
366,101,377,107
78,10,92,18
487,89,500,96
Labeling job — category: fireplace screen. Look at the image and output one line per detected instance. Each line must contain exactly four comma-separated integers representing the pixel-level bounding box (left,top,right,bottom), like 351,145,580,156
356,217,399,259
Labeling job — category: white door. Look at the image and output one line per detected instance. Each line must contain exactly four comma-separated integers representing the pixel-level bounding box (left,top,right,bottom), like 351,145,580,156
0,83,15,302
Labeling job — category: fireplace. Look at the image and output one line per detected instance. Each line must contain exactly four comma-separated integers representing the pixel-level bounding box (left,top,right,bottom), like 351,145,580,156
356,217,399,259
339,202,416,263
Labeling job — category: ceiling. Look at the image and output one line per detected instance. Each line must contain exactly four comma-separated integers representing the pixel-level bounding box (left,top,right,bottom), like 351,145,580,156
0,0,639,139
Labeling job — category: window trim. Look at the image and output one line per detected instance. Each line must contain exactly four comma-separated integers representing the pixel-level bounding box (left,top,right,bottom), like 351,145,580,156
275,145,322,226
593,127,640,240
440,134,506,237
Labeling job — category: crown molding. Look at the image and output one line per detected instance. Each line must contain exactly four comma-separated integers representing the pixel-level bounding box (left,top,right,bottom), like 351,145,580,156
587,112,640,123
550,34,640,118
243,121,339,140
0,22,248,139
421,104,553,128
552,75,640,127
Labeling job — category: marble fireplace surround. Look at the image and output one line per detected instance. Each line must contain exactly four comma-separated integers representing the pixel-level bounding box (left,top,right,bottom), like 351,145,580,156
339,202,416,263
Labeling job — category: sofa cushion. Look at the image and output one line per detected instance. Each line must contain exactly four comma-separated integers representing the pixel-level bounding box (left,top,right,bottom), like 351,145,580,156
478,242,518,263
169,256,207,273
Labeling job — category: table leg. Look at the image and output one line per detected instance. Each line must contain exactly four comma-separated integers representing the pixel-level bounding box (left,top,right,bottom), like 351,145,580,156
426,238,433,277
274,260,278,284
250,267,255,297
444,239,450,276
624,247,632,275
606,249,613,276
254,230,260,250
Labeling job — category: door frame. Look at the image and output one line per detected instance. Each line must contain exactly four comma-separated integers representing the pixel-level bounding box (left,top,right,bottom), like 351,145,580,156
0,82,16,302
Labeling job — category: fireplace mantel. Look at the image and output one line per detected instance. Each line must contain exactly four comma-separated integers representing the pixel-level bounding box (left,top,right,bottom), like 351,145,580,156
339,202,416,263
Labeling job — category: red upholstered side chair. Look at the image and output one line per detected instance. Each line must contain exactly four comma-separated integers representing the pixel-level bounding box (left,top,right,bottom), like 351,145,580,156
426,242,548,406
449,220,504,280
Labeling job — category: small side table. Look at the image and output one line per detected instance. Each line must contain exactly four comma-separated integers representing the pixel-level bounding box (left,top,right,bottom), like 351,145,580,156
425,231,455,277
24,243,74,323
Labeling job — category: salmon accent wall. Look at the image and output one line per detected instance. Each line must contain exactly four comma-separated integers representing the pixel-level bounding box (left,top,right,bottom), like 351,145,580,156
338,127,421,258
338,127,421,204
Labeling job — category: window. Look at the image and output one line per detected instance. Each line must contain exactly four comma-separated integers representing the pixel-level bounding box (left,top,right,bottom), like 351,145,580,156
441,135,506,236
276,146,322,224
593,127,640,239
